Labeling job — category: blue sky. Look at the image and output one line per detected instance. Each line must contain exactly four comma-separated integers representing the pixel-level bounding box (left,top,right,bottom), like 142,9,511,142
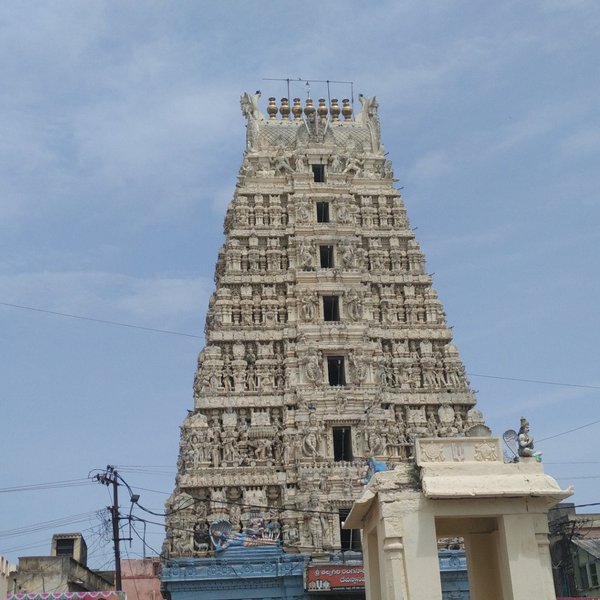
1,1,599,569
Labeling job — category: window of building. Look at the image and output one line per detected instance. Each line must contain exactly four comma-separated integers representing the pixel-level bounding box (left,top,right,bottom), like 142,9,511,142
312,164,326,183
55,538,75,557
320,245,334,268
333,427,352,461
338,508,362,551
590,562,599,587
316,201,330,223
327,356,345,386
580,565,590,589
323,296,340,321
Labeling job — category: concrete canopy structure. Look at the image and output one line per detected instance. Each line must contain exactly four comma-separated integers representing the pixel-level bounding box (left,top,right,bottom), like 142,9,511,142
345,437,573,600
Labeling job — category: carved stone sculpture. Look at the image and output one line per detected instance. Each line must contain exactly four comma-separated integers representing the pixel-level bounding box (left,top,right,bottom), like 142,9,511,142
165,92,483,560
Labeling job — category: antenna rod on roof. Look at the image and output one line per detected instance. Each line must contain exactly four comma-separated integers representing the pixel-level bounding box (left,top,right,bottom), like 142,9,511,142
263,77,354,104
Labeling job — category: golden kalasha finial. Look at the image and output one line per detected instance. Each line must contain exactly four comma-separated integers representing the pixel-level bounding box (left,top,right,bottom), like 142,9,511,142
317,98,328,121
330,98,340,121
342,98,353,120
292,98,302,121
279,98,290,120
304,98,315,117
267,97,278,120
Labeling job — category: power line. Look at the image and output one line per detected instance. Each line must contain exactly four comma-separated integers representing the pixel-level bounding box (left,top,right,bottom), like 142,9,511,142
539,418,600,442
0,301,202,339
0,540,54,555
135,489,354,518
0,478,92,494
117,465,176,469
468,372,600,390
116,474,359,521
555,475,600,481
3,300,599,392
545,461,600,465
0,511,101,539
117,468,175,477
130,519,163,557
129,486,170,496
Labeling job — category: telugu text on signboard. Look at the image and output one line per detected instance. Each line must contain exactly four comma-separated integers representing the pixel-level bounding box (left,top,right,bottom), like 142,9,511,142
305,565,365,591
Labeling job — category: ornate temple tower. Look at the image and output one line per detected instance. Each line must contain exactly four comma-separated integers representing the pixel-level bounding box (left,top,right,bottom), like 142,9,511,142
163,92,486,559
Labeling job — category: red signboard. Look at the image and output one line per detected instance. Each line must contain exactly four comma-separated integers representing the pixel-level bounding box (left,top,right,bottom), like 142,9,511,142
305,565,365,592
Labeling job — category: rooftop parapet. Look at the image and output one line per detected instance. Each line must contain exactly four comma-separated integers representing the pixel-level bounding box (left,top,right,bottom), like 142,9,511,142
240,92,383,155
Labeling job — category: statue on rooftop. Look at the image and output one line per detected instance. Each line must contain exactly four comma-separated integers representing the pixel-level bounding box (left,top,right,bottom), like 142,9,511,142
356,94,382,152
240,91,263,121
356,95,379,125
240,91,264,151
517,417,542,462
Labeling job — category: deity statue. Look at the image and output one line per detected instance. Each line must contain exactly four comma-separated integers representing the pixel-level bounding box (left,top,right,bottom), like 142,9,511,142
343,154,363,176
303,349,322,385
355,95,381,152
304,492,328,551
240,91,264,151
336,202,353,224
330,154,343,173
298,241,314,268
517,417,542,462
296,195,312,222
271,148,294,175
300,292,319,322
341,242,355,269
350,350,369,384
345,289,363,321
295,154,308,173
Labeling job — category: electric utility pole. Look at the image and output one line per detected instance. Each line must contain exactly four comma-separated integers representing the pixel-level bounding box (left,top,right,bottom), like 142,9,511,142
95,465,123,591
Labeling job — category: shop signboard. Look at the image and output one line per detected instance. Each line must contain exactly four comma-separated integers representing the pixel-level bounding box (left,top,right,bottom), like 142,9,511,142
305,564,365,592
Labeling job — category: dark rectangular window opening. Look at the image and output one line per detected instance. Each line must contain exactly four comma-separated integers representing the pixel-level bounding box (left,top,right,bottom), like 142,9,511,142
333,427,352,461
316,201,330,223
327,356,346,386
580,565,589,589
339,508,362,551
323,296,340,321
320,245,334,268
55,539,75,557
312,164,326,183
